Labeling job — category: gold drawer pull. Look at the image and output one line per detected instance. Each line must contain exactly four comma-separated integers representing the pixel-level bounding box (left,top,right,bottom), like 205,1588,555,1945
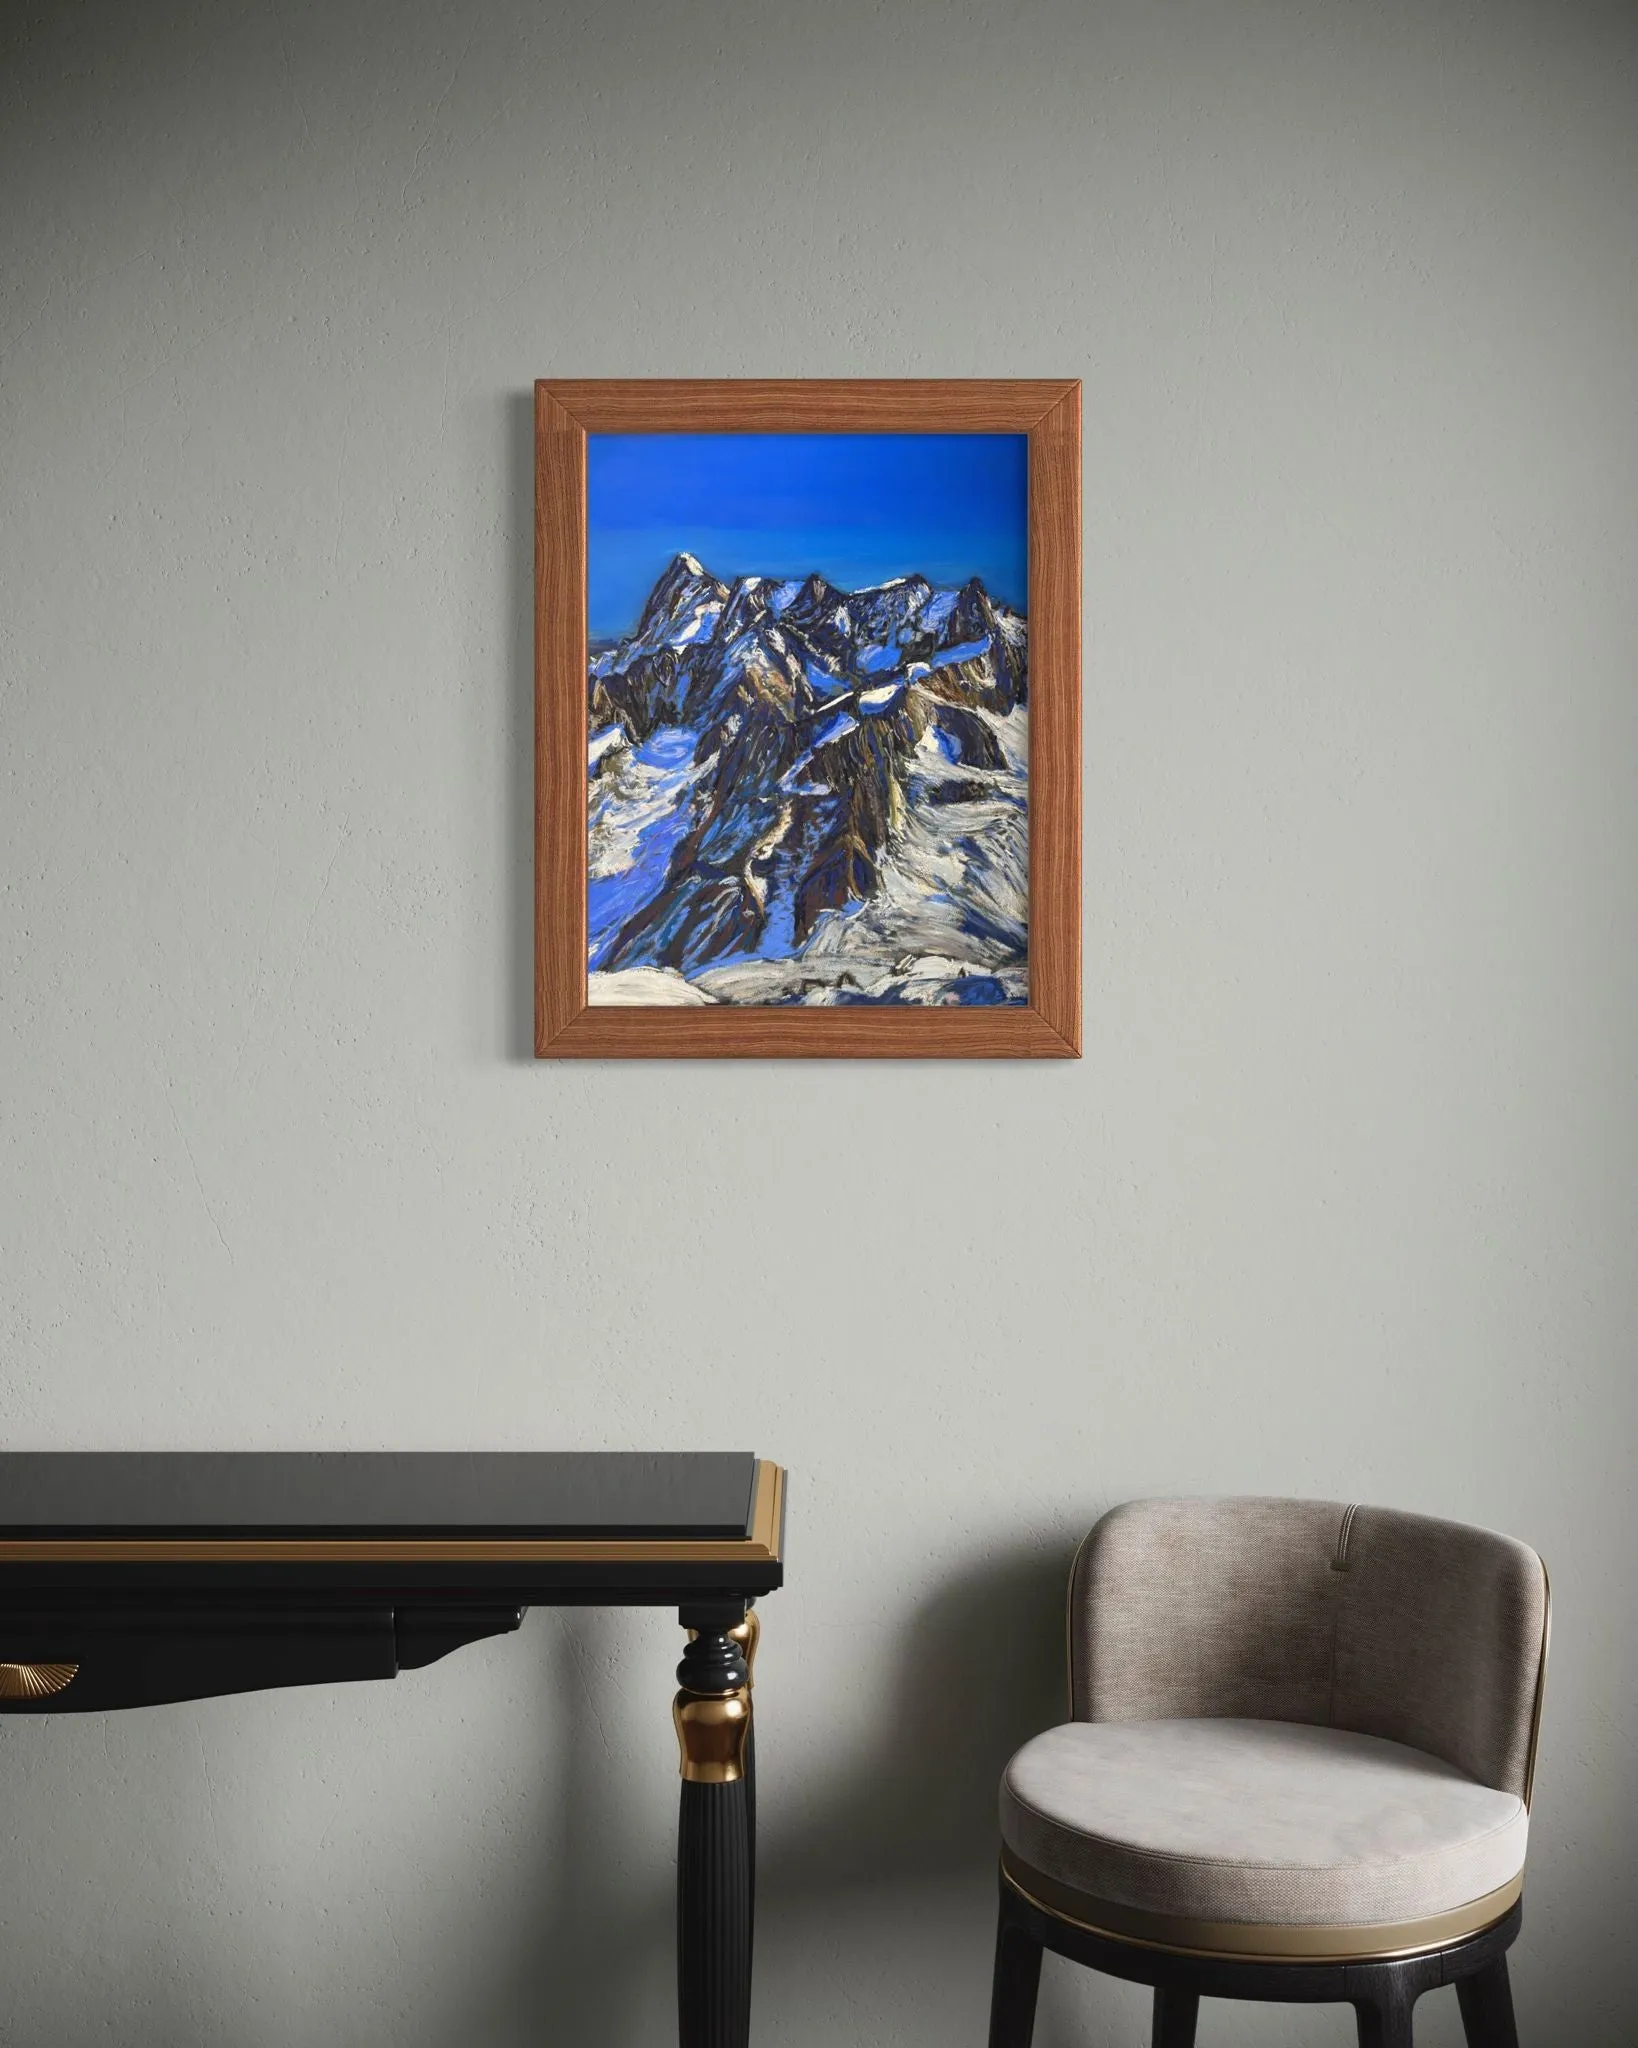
0,1661,79,1700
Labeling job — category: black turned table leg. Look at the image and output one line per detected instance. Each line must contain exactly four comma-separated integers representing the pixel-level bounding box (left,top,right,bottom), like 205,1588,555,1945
675,1604,754,2048
690,1610,760,1943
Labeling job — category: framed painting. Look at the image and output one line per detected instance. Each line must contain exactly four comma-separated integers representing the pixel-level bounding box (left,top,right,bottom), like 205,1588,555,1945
535,380,1080,1057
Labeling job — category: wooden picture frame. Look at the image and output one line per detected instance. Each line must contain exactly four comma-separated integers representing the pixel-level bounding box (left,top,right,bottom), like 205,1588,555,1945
535,379,1081,1057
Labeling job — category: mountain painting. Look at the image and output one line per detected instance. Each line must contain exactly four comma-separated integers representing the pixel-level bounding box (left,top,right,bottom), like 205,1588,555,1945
586,433,1029,1007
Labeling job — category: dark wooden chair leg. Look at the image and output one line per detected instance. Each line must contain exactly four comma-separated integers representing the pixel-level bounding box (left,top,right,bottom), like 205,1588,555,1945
995,1886,1518,2048
675,1610,754,2048
1152,1985,1200,2046
1354,1975,1418,2048
1456,1957,1520,2048
988,1897,1043,2048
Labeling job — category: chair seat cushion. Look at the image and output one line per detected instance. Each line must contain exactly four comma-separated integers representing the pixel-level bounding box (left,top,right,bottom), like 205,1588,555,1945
1001,1718,1527,1934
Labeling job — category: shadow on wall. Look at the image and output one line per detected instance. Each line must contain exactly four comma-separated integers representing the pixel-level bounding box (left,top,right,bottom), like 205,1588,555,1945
759,1544,1068,1904
470,1545,1069,2043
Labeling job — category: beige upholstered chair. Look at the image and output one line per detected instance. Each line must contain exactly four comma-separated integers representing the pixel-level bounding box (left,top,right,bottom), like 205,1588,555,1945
990,1500,1549,2048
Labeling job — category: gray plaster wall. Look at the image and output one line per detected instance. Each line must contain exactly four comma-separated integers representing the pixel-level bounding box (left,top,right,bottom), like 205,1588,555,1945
2,2,1635,2042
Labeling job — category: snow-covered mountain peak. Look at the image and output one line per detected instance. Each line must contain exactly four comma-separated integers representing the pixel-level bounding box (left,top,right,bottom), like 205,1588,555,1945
587,552,1030,1004
637,551,730,637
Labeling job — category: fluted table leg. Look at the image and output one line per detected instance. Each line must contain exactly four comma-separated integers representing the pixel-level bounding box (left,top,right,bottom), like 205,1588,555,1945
675,1605,754,2048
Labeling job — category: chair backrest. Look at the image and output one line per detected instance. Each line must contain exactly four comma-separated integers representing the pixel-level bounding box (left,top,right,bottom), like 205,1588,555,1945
1068,1497,1549,1800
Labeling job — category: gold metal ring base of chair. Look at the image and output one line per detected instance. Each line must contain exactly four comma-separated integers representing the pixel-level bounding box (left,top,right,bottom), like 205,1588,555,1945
999,1848,1524,1964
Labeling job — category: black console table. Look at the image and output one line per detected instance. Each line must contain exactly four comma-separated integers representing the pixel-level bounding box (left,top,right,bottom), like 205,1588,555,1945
0,1451,786,2048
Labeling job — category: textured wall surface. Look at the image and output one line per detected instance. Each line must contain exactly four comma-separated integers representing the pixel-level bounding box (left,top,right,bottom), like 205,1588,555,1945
2,2,1636,2042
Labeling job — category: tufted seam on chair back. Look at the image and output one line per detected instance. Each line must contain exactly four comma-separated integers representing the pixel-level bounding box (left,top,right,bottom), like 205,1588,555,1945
1329,1505,1547,1797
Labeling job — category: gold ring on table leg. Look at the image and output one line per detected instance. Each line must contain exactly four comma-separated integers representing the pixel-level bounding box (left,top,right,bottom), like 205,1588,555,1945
674,1685,752,1784
0,1661,79,1700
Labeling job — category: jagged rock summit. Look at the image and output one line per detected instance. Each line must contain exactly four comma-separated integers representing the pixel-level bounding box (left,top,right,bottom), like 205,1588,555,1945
587,554,1029,1005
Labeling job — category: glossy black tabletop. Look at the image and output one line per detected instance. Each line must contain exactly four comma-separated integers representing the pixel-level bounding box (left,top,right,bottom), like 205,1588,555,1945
0,1452,760,1540
0,1452,786,1603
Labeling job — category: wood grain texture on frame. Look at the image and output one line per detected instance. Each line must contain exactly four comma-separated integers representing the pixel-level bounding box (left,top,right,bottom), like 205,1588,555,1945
535,380,1081,1058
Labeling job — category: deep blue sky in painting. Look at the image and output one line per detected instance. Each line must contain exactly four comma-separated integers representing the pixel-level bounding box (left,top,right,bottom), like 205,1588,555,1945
587,433,1028,638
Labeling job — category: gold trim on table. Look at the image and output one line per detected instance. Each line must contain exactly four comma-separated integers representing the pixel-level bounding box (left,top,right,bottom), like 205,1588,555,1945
0,1461,786,1566
0,1661,79,1700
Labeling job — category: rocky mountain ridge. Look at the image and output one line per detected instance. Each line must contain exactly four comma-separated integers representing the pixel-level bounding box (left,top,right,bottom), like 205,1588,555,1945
587,553,1029,1004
